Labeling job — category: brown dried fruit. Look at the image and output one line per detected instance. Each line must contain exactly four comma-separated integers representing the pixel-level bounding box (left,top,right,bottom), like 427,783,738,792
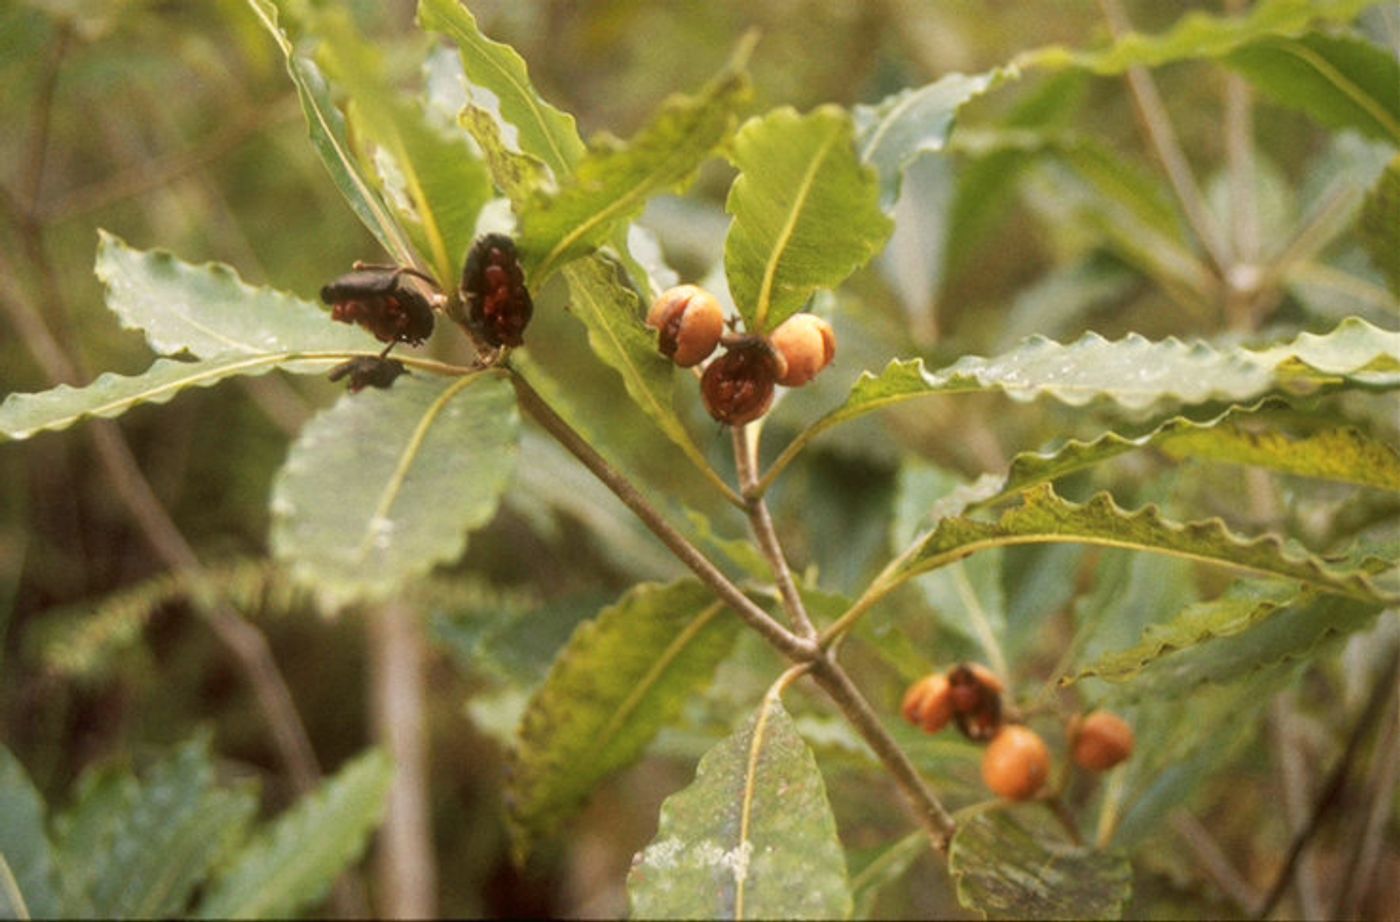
699,337,785,426
948,663,1005,741
770,313,836,386
901,673,954,733
981,725,1050,801
321,266,437,346
646,285,725,367
1070,711,1135,772
461,233,533,348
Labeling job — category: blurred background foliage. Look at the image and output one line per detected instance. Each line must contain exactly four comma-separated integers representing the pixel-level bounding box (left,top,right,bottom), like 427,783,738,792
1,0,1397,917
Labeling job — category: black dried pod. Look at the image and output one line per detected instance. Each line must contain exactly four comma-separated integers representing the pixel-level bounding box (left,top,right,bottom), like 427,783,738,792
461,233,533,348
320,266,436,346
327,356,408,392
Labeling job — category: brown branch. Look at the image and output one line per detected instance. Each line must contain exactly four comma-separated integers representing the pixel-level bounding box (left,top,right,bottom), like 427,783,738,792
732,425,817,639
508,368,813,662
807,654,958,850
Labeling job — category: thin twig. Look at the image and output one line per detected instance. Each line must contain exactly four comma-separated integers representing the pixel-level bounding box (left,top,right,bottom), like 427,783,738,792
1254,647,1400,919
732,424,817,639
1096,0,1232,275
508,368,813,662
1169,810,1259,914
1042,795,1082,847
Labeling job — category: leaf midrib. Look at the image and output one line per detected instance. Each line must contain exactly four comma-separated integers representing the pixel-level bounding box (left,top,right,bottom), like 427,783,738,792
753,121,842,331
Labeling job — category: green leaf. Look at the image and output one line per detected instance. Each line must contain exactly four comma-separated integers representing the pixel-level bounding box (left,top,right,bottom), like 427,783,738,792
244,0,415,264
314,8,492,283
460,103,552,208
0,748,62,920
771,318,1400,474
949,811,1132,920
52,764,140,916
1084,586,1383,700
1159,422,1400,490
416,0,584,179
85,737,257,919
853,70,1007,209
507,580,741,859
95,231,377,364
1361,154,1400,296
518,43,750,281
848,831,928,920
628,697,852,920
983,406,1400,502
271,373,518,611
1019,0,1387,74
898,484,1392,604
553,256,734,499
1226,32,1400,144
199,748,393,920
724,106,893,332
0,354,333,442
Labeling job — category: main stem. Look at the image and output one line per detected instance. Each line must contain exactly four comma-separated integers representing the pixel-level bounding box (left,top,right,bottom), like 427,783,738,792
511,368,958,849
508,369,811,661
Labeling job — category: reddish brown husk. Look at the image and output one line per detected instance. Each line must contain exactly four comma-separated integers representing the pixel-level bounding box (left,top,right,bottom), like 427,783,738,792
948,663,1004,741
327,356,408,392
462,233,533,348
321,268,436,345
700,337,784,426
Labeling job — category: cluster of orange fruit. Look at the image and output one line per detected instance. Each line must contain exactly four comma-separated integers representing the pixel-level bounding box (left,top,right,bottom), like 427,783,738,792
646,285,836,425
902,664,1134,801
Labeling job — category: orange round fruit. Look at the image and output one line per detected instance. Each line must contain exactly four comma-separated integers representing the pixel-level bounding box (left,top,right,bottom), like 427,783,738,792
981,725,1051,801
1071,711,1135,772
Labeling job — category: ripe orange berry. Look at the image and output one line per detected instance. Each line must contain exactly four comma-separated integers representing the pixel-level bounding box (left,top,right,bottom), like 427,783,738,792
900,674,954,733
645,285,725,367
981,725,1050,801
1070,711,1135,772
769,313,836,386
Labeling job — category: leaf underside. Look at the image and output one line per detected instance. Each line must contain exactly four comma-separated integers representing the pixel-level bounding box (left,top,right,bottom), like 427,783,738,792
270,373,519,611
627,698,852,920
507,579,741,860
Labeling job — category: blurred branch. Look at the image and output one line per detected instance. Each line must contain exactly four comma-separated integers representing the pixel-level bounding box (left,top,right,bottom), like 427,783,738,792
1223,0,1261,329
369,603,437,919
1268,694,1322,919
40,96,300,224
1255,646,1400,919
1096,0,1232,277
1169,810,1258,914
21,26,70,211
1334,677,1400,919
